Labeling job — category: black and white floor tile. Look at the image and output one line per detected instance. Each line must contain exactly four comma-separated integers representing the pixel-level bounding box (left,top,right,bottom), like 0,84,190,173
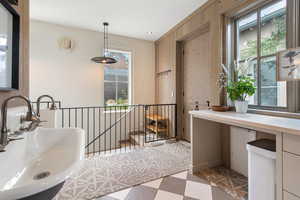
96,171,235,200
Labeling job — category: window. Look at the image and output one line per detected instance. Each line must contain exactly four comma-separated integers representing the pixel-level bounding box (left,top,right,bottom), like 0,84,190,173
234,0,287,108
104,50,131,106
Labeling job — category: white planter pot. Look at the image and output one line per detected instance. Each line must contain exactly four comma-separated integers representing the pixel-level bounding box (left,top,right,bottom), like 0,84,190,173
235,101,248,113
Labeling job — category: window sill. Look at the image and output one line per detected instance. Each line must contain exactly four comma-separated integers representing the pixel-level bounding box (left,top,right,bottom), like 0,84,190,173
248,108,300,119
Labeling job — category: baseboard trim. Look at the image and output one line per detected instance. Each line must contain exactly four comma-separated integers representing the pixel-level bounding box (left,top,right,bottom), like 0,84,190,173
190,159,223,173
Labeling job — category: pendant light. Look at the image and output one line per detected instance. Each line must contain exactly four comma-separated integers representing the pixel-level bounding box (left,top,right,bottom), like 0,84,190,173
91,22,117,64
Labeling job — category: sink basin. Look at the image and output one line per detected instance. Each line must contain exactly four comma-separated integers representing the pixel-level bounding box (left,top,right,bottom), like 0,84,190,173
0,128,85,200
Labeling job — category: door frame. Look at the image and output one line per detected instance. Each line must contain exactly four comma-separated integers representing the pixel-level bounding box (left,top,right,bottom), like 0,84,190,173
176,24,211,141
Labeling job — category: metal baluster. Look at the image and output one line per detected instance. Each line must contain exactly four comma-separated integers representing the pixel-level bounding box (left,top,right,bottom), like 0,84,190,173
119,107,120,152
143,105,146,146
68,109,71,127
62,109,64,128
99,108,101,155
138,105,140,148
175,105,177,139
115,106,117,152
125,105,127,151
164,105,166,139
75,108,78,128
163,105,165,139
150,106,152,142
87,108,90,155
93,108,95,155
156,105,158,142
168,105,170,139
149,106,151,143
148,106,150,143
104,107,107,154
129,105,131,150
133,105,136,148
110,107,112,153
81,108,84,129
154,105,156,142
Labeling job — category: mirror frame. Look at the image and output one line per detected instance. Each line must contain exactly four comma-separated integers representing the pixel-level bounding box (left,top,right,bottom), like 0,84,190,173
0,0,20,91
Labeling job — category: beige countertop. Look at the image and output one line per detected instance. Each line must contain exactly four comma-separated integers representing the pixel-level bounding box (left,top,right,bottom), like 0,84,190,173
190,110,300,136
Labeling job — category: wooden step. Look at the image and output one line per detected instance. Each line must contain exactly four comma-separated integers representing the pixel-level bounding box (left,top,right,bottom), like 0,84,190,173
146,125,168,133
129,131,169,146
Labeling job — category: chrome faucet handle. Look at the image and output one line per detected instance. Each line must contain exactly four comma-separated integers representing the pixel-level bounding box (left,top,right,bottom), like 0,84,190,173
19,111,42,132
26,118,48,132
20,111,38,123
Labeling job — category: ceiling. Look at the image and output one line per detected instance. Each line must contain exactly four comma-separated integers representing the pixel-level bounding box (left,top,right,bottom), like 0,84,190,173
30,0,208,41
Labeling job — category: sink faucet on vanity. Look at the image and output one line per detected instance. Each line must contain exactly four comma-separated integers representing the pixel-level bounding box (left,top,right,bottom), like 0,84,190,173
0,95,84,200
36,94,57,117
0,95,57,152
0,95,39,151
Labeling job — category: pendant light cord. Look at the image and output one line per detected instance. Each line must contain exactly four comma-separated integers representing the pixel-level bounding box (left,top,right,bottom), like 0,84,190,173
103,22,110,57
106,24,109,56
104,23,107,57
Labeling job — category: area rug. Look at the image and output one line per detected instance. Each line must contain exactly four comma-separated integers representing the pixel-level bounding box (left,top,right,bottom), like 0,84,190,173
54,141,191,200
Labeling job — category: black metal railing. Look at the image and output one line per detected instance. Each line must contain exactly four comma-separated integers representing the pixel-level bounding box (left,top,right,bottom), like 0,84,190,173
32,102,177,156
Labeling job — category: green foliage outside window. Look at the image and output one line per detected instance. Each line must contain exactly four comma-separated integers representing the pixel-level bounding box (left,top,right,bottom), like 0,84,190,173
240,16,286,60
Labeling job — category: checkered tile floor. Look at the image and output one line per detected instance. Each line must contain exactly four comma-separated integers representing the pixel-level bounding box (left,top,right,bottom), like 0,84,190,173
96,171,234,200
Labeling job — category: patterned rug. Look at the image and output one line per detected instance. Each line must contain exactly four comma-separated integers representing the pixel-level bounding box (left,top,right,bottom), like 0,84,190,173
54,142,191,200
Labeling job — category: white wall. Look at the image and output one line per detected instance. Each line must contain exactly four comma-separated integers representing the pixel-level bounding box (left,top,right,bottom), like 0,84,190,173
29,20,155,107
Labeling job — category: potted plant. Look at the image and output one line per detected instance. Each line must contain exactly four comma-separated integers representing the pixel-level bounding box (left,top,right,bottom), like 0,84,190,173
226,75,256,113
217,58,256,113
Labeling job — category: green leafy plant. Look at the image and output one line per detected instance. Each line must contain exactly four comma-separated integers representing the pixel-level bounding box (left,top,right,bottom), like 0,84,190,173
226,76,256,101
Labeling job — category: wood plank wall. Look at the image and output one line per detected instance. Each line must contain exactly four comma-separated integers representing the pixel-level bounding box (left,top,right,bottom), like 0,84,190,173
154,0,269,139
154,0,268,105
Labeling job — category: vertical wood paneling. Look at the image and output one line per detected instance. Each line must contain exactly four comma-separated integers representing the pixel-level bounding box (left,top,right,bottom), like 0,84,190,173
154,0,273,133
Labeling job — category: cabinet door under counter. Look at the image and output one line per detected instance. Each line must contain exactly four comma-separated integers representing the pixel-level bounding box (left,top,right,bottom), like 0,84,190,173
283,133,300,198
283,134,300,155
190,110,300,200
